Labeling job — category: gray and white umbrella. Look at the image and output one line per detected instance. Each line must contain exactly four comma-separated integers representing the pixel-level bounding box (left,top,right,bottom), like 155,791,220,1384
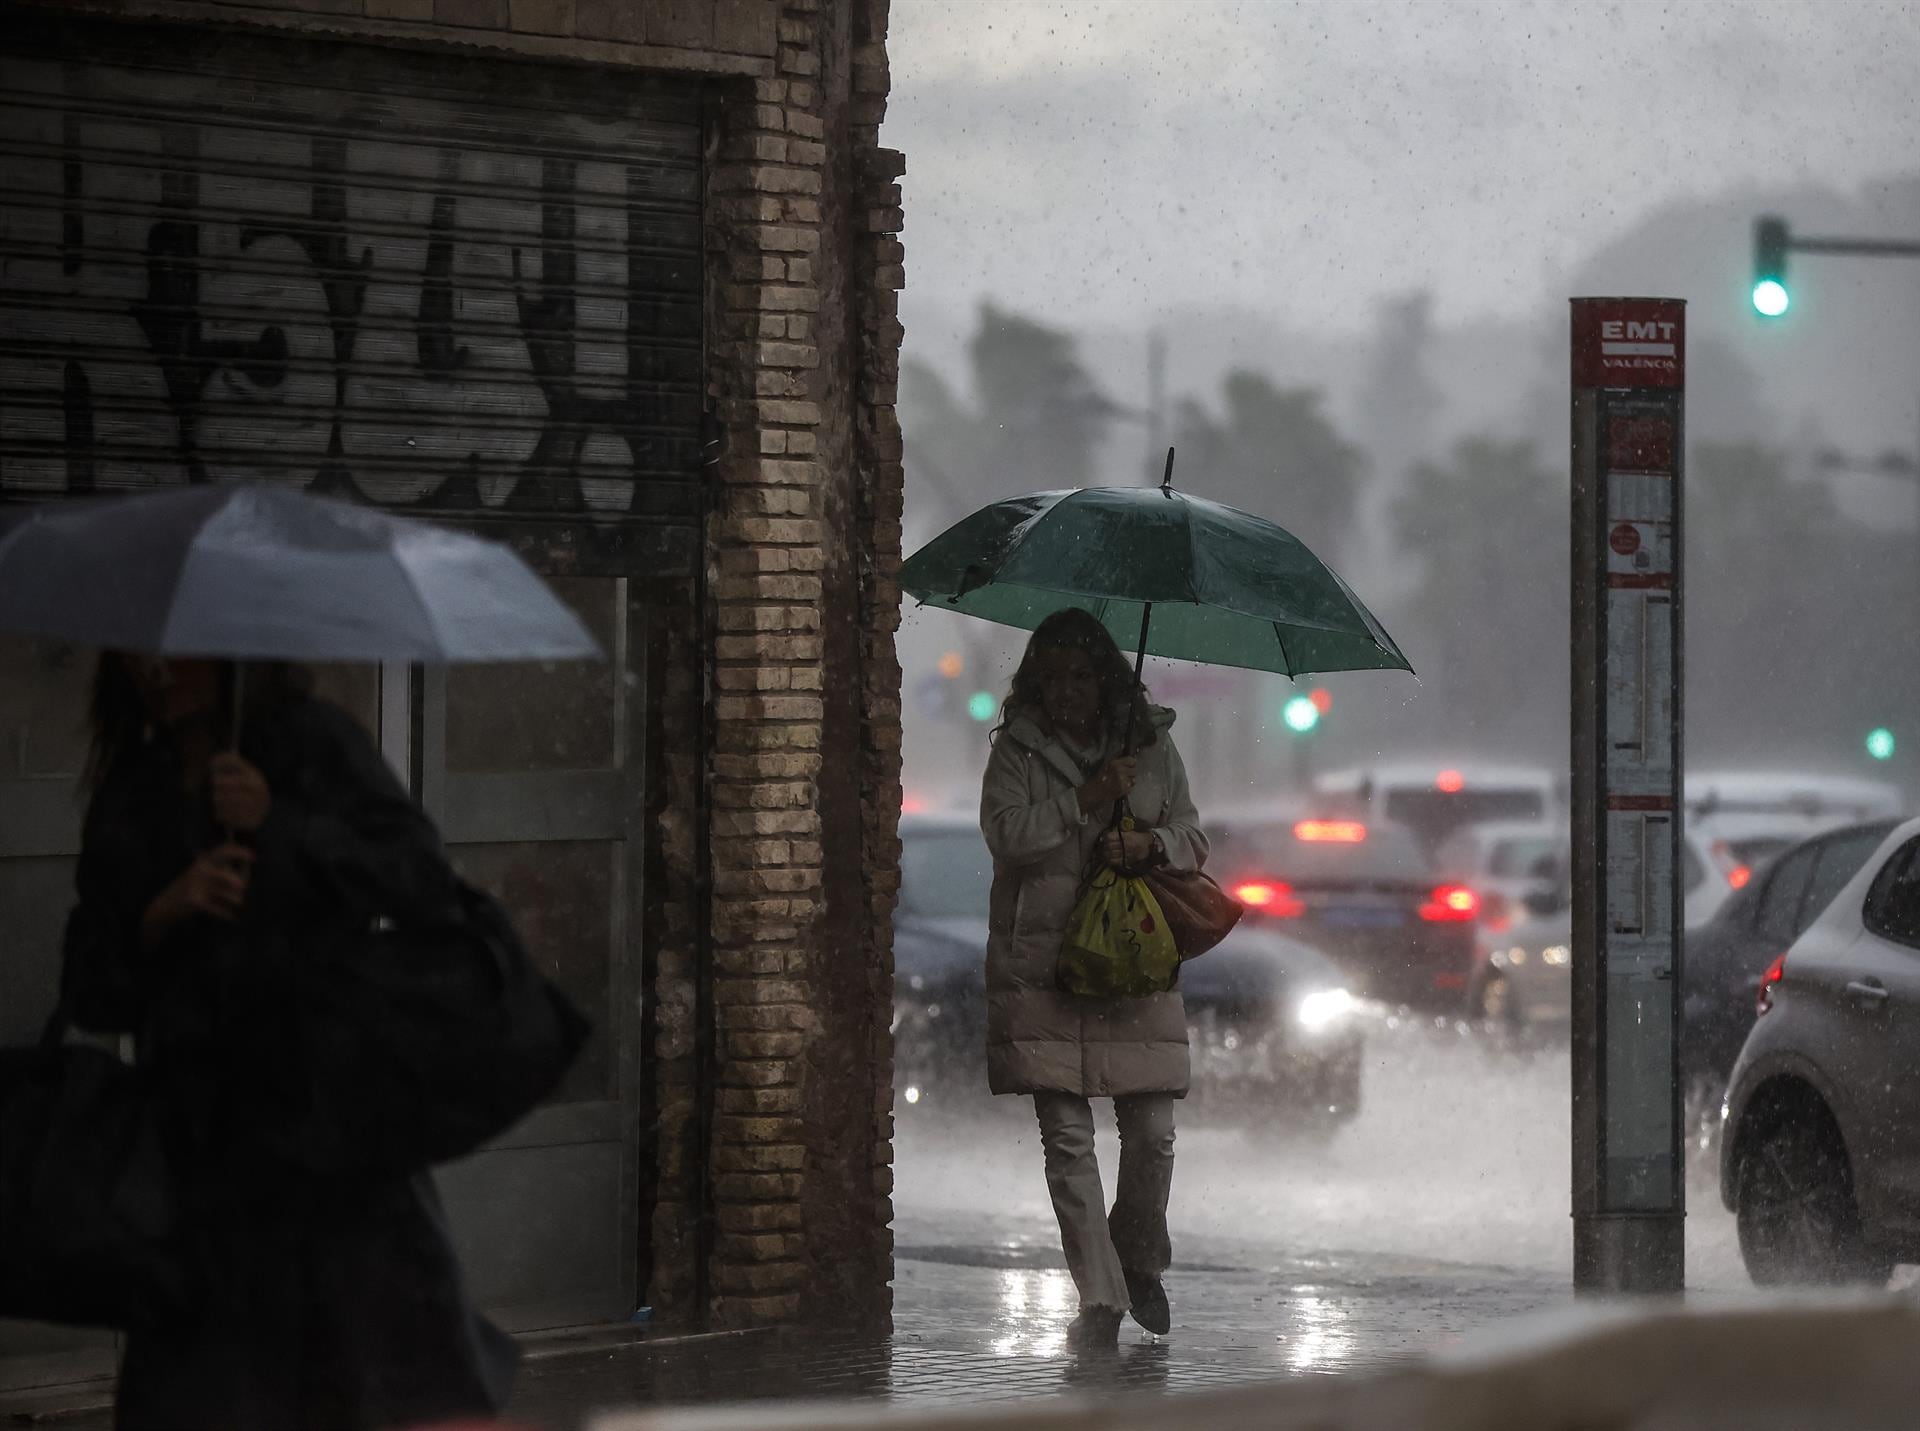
0,483,600,664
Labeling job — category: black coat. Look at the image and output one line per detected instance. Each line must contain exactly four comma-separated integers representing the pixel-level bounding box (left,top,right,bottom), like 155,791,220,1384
62,696,516,1431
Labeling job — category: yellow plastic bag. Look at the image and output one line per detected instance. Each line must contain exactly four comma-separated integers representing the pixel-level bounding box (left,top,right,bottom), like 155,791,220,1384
1058,867,1180,999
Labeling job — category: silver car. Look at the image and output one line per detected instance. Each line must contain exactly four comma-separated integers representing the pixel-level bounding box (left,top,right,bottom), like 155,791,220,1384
1719,815,1920,1285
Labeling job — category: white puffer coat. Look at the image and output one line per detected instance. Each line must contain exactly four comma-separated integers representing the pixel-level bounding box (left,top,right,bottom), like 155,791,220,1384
978,705,1207,1098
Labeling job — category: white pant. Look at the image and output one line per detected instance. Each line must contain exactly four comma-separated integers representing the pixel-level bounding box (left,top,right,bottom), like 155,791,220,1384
1032,1091,1176,1314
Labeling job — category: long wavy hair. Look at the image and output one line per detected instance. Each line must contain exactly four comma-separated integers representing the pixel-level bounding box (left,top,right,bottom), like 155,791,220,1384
994,608,1157,751
85,656,313,793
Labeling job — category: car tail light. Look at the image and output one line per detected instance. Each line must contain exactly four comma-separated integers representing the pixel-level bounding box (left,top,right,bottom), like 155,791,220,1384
1727,863,1752,890
1232,880,1305,918
1435,769,1465,793
1294,819,1367,843
1419,883,1480,922
1756,952,1787,1016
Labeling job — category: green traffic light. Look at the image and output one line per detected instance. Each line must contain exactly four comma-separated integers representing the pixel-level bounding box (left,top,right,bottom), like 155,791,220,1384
966,691,997,723
1752,278,1790,318
1281,694,1319,734
1866,727,1896,761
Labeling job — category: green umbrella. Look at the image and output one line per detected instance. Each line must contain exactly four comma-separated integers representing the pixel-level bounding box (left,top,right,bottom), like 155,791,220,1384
902,451,1414,697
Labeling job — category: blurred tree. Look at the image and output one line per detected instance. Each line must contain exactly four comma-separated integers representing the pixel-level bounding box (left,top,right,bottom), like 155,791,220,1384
1389,436,1565,757
1171,373,1365,557
1687,443,1920,768
900,304,1117,525
1357,291,1443,489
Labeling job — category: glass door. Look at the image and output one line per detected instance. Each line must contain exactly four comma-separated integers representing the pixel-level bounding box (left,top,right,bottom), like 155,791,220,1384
403,575,647,1330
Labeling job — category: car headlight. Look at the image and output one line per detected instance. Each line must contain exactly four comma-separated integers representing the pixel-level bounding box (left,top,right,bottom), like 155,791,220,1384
1295,987,1355,1033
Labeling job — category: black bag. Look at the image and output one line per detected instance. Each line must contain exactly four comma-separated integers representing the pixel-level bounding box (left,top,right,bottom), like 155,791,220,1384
0,1030,194,1329
261,881,590,1177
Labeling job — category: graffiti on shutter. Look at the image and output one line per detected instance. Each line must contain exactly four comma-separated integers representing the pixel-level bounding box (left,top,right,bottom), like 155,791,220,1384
0,44,703,517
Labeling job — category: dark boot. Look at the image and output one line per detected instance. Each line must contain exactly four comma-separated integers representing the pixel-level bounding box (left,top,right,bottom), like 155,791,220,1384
1123,1266,1169,1335
1064,1306,1124,1350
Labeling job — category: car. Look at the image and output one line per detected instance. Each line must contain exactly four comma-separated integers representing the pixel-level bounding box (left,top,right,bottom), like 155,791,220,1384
1434,820,1567,932
1684,769,1903,925
891,814,1364,1130
1683,818,1902,1096
1470,906,1573,1030
1311,762,1559,859
1209,808,1479,1012
1688,770,1902,828
1719,816,1920,1286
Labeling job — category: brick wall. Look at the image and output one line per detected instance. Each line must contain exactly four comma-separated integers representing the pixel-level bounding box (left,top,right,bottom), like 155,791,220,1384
10,0,905,1335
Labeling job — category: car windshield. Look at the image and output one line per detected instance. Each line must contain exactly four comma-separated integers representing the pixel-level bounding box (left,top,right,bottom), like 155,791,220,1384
1383,789,1547,852
900,827,993,919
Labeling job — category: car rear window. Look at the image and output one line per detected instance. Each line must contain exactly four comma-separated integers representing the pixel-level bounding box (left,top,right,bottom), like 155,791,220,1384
1863,837,1920,950
1797,824,1898,937
900,828,993,919
1383,788,1547,852
1488,836,1561,879
1211,819,1430,884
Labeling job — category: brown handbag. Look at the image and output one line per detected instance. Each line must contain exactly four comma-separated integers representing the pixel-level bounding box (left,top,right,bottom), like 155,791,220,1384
1141,866,1243,961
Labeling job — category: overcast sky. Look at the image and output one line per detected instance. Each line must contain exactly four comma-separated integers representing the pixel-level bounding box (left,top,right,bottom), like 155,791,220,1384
886,0,1920,337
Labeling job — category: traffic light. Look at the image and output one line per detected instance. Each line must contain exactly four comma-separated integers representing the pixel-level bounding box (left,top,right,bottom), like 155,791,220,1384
966,690,997,723
1753,216,1790,317
1281,694,1319,734
1866,727,1896,761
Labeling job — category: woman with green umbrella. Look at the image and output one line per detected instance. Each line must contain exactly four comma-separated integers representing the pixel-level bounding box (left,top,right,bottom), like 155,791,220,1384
909,454,1412,1350
981,608,1206,1349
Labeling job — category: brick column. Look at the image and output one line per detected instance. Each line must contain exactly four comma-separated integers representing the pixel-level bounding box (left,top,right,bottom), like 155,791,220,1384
691,0,901,1331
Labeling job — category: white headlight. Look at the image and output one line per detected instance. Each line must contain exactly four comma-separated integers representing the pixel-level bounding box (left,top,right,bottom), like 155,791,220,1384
1296,987,1355,1033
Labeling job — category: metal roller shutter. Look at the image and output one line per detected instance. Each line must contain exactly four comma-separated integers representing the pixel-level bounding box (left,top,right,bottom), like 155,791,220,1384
0,15,705,519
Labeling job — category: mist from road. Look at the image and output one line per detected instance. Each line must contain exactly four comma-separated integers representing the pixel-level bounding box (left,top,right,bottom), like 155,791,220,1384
894,1019,1749,1291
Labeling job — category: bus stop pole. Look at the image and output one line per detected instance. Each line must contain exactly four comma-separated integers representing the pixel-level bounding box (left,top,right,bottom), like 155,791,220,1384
1569,298,1688,1293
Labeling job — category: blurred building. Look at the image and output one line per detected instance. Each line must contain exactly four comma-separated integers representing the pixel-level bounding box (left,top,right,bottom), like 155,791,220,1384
0,0,905,1395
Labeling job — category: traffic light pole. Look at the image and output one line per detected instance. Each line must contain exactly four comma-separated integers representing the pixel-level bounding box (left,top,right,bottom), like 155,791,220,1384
1751,218,1920,757
1783,236,1920,259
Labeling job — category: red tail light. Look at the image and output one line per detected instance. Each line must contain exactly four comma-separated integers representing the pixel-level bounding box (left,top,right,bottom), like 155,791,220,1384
1727,864,1752,890
1756,952,1787,1015
1419,883,1480,922
1232,880,1305,918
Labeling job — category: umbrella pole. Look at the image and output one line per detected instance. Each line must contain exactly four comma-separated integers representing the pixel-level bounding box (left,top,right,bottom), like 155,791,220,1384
1113,601,1153,832
229,659,246,751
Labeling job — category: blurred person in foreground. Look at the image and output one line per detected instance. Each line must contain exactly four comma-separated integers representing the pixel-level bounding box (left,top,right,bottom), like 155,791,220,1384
63,654,513,1431
979,608,1209,1349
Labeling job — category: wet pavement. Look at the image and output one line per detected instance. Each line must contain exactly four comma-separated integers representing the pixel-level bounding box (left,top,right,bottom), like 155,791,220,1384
7,1023,1769,1428
507,1235,1570,1427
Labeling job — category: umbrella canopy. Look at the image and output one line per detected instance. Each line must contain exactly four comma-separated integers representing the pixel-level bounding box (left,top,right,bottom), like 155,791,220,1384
0,484,600,663
901,481,1411,678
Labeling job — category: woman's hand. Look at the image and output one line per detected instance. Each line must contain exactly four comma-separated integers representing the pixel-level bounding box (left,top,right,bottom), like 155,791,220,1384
1099,828,1156,869
1076,756,1137,816
140,845,255,950
210,752,272,833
